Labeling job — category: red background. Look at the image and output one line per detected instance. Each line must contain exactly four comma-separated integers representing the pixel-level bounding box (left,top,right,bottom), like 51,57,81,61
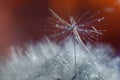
0,0,120,57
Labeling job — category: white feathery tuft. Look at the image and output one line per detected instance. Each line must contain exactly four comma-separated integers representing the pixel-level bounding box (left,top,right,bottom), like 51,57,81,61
0,38,120,80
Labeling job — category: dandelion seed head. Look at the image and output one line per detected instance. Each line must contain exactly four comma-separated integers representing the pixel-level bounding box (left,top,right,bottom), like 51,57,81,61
0,38,120,80
49,9,105,45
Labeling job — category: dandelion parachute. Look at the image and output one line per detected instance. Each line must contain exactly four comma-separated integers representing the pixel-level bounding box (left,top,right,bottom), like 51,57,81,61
49,9,106,79
49,9,105,53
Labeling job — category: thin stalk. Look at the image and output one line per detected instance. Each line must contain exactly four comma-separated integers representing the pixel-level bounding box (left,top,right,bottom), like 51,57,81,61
74,35,77,80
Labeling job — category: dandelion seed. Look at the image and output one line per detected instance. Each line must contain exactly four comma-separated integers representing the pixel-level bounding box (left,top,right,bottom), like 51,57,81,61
49,9,105,53
49,9,105,79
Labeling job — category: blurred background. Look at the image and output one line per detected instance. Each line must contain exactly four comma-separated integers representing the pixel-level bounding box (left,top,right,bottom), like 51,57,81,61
0,0,120,57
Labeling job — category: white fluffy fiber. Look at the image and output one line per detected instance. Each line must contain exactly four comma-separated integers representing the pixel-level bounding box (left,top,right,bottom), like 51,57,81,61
0,37,120,80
